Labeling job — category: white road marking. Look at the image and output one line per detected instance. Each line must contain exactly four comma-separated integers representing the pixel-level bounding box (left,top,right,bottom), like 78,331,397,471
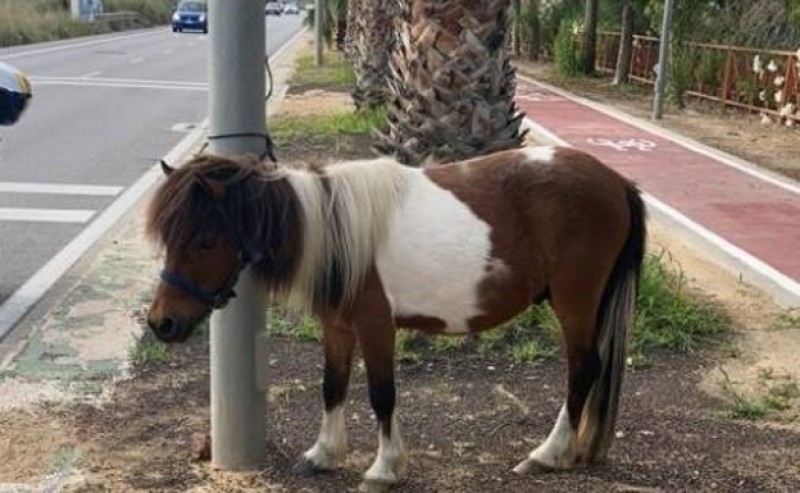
31,79,208,92
129,57,145,64
79,70,102,78
0,208,94,223
32,76,206,87
163,49,174,54
0,182,122,196
0,30,163,60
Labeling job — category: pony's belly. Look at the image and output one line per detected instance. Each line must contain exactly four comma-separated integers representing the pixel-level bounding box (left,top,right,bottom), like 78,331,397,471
375,170,497,334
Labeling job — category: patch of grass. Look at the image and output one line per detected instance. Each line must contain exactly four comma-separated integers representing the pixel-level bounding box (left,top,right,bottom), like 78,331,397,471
129,337,170,366
270,106,387,142
0,0,172,48
632,254,727,362
265,306,321,342
718,369,799,420
769,309,800,331
291,51,356,90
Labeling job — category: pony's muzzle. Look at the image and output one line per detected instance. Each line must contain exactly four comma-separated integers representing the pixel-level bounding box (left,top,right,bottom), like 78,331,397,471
148,316,188,343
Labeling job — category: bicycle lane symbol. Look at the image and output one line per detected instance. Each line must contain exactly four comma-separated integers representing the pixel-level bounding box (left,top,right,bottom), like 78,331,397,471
586,138,658,152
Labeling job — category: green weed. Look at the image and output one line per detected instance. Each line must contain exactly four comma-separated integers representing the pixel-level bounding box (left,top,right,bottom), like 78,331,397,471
129,337,170,366
270,106,387,142
633,254,727,362
291,51,356,90
265,306,321,342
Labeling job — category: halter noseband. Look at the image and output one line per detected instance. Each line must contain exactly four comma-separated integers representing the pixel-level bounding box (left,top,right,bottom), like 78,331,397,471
159,199,263,310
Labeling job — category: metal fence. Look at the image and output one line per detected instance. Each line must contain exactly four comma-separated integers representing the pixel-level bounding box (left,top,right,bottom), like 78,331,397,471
596,32,800,122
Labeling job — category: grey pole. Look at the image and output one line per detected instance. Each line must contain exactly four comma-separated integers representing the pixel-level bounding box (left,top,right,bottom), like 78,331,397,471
208,0,267,469
315,0,324,65
653,0,675,120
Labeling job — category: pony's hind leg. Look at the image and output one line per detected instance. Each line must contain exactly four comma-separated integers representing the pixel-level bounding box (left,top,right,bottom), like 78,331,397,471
514,279,603,473
302,315,356,472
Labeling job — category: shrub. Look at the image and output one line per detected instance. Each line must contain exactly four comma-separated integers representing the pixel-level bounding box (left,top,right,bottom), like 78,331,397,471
553,18,582,77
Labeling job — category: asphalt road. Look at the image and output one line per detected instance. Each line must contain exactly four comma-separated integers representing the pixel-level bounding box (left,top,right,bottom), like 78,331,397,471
0,16,302,328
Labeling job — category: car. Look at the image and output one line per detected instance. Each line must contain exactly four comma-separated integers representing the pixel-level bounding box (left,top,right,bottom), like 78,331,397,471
283,2,300,14
265,2,282,15
172,0,208,33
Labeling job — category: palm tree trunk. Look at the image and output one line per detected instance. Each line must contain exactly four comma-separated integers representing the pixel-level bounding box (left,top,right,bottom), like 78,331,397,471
512,0,522,56
528,0,541,61
581,0,599,75
613,0,634,85
377,0,527,166
351,0,394,109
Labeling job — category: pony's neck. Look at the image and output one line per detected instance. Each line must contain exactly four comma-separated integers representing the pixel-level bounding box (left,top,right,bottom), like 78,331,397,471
264,159,412,312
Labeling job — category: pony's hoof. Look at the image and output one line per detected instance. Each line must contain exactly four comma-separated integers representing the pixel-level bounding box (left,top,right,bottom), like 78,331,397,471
358,478,395,493
512,458,557,475
296,457,335,477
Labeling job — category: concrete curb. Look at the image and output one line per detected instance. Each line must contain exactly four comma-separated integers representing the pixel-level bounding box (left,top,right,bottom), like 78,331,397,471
519,77,800,309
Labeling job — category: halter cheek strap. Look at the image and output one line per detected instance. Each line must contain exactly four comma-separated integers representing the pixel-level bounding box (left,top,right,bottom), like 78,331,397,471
160,268,239,310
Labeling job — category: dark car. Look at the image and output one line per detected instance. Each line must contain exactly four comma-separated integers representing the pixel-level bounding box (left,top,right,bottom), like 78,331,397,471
265,2,282,15
172,0,208,33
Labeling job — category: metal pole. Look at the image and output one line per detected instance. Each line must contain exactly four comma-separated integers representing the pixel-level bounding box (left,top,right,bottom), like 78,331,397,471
208,0,267,469
653,0,674,120
315,0,324,65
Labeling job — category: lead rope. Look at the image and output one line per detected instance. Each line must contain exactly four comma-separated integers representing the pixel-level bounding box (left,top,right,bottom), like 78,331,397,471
166,42,277,166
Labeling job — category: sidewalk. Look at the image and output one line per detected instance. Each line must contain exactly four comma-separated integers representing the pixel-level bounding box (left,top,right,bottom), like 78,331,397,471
516,76,800,308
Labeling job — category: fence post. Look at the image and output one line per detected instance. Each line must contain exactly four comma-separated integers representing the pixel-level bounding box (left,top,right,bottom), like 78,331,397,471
315,0,324,66
208,0,267,470
721,48,733,112
653,0,675,120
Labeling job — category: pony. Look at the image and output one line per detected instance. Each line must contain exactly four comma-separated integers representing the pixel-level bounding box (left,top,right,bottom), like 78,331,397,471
146,146,645,490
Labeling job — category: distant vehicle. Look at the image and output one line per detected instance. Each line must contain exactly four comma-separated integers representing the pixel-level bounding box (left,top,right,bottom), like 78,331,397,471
283,2,300,14
265,2,282,15
172,0,208,33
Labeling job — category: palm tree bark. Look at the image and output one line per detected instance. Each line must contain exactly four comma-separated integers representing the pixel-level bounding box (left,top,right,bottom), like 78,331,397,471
378,0,527,166
613,0,634,84
581,0,599,75
351,0,394,109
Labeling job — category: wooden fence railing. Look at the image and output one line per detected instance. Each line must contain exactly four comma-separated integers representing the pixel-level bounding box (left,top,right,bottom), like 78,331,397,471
596,32,800,122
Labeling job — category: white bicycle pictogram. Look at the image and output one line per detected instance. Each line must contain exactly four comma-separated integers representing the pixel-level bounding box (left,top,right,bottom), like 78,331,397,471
586,137,658,152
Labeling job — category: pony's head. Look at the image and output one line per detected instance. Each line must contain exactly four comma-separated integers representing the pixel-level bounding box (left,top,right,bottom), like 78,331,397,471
145,154,277,342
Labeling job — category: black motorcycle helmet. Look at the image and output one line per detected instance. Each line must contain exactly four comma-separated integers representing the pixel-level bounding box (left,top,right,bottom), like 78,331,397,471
0,61,32,126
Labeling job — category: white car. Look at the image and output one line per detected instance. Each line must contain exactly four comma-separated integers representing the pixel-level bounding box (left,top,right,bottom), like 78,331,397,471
283,2,300,14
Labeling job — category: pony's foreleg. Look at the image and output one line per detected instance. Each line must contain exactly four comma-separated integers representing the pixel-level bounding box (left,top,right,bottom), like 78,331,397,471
302,317,356,472
359,324,406,490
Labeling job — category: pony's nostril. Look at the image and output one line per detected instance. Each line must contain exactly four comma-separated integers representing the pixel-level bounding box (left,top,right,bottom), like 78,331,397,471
149,317,180,340
159,318,179,337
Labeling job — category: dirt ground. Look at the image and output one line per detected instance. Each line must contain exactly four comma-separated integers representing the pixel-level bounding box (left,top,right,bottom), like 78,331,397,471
1,63,799,493
516,63,800,182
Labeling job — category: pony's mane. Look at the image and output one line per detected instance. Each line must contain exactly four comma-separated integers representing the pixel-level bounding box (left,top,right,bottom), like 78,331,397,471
146,154,412,312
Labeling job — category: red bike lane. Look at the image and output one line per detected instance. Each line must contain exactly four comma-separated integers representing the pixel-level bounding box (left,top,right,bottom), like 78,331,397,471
516,78,800,291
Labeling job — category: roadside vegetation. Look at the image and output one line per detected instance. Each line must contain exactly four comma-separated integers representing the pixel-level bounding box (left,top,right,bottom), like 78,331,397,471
0,0,174,47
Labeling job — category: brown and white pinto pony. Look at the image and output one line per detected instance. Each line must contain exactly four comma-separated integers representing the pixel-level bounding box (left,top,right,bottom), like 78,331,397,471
146,146,645,489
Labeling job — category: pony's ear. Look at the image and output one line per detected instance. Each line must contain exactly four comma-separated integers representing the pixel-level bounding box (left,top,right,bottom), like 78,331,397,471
160,160,176,176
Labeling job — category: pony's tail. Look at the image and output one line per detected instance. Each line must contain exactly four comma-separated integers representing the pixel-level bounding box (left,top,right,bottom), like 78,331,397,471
577,184,646,463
